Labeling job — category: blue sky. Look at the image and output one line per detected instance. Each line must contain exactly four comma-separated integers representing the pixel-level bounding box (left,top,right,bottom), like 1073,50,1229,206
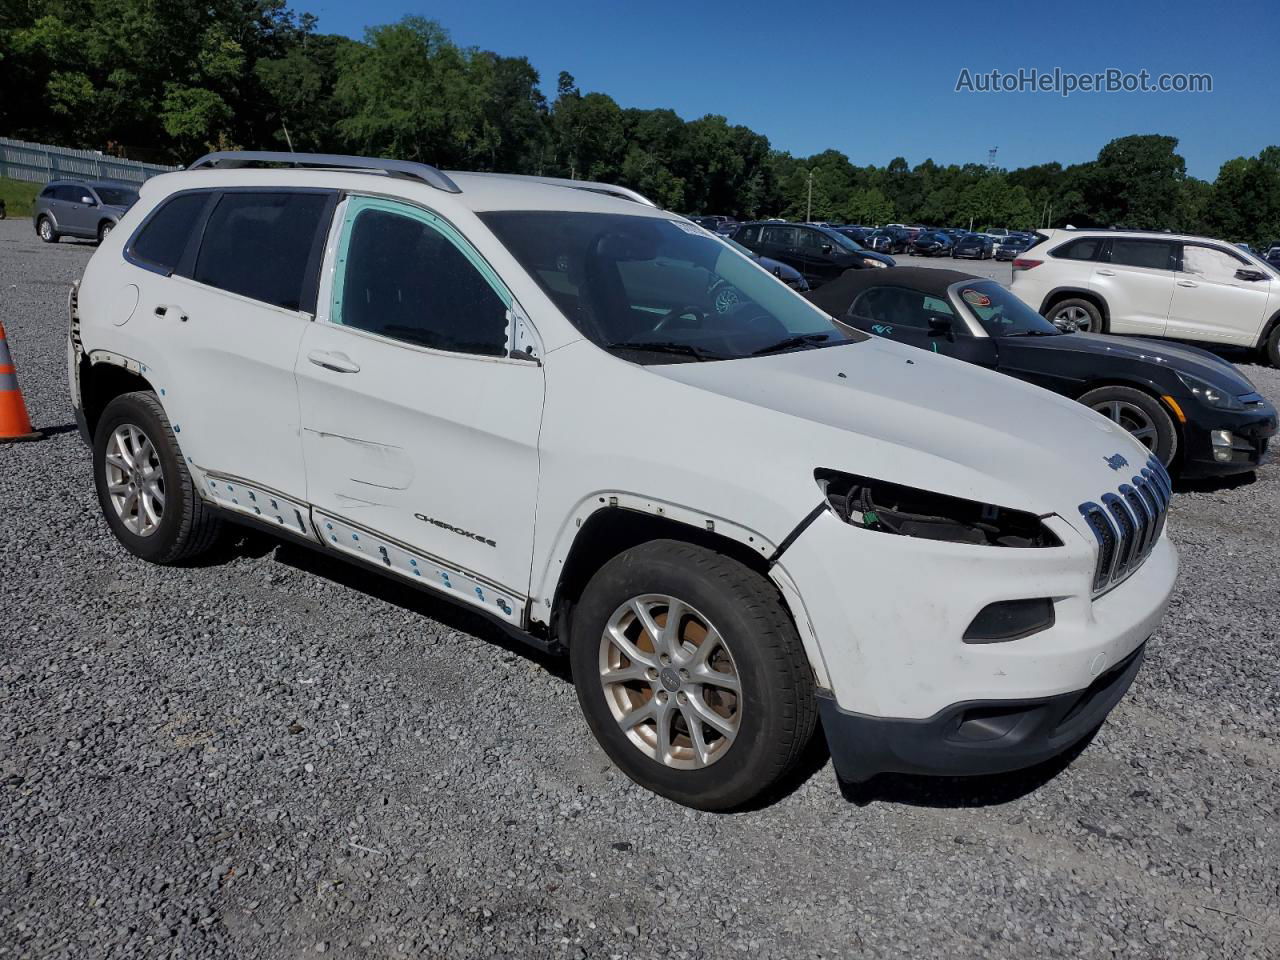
309,0,1278,181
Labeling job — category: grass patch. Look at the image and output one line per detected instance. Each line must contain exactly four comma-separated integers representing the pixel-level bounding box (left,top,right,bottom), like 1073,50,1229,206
0,177,41,219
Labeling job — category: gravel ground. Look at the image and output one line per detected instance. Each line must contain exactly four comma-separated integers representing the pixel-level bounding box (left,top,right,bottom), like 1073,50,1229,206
2,218,1278,959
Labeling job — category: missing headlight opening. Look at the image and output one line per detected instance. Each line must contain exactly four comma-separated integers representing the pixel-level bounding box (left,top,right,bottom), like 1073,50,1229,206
815,470,1061,548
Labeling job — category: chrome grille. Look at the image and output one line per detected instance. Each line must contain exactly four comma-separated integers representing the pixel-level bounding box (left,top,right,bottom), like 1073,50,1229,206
1079,456,1171,595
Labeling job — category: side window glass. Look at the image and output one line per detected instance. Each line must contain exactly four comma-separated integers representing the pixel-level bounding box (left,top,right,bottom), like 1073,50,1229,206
1053,237,1102,261
127,192,211,275
194,192,332,311
1109,239,1175,270
798,230,826,250
762,226,797,246
851,287,949,329
335,205,509,357
1183,245,1243,279
737,225,759,244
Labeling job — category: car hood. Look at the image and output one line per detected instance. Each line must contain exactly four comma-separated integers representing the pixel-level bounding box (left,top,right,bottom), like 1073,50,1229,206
756,254,802,281
1040,332,1256,394
651,337,1151,536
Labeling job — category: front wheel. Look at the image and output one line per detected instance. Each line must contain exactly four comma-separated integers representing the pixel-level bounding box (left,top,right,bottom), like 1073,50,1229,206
570,540,816,810
1079,385,1178,468
1264,322,1280,368
93,391,223,564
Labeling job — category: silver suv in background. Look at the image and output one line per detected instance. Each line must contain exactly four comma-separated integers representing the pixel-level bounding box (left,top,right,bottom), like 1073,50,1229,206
33,179,140,244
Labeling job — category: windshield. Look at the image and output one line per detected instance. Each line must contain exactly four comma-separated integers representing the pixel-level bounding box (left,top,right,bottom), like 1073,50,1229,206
95,187,138,206
482,211,864,363
825,229,863,252
957,280,1060,337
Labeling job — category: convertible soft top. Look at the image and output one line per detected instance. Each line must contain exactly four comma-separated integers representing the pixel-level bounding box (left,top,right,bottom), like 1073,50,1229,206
804,266,982,316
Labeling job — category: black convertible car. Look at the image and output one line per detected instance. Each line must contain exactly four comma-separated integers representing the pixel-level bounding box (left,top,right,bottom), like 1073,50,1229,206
806,268,1277,478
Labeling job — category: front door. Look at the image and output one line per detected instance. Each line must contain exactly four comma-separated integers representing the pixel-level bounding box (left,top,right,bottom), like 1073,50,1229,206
758,225,803,274
1167,243,1271,346
845,285,998,366
295,196,544,620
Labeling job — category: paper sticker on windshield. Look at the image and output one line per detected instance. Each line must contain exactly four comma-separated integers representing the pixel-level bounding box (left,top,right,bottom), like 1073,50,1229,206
669,219,708,236
961,288,992,308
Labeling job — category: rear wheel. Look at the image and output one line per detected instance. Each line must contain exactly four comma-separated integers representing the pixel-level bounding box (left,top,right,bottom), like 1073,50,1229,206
37,216,58,243
1049,297,1104,333
570,540,816,811
97,220,114,243
93,391,223,564
1079,385,1177,467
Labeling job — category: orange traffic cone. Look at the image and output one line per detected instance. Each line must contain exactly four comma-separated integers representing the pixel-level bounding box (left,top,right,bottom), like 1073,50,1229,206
0,321,42,442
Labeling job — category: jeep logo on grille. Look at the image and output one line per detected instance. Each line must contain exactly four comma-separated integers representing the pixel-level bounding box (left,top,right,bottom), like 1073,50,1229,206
1104,453,1129,471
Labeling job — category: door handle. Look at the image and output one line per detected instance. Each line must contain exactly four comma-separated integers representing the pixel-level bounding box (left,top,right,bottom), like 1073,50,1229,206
1096,269,1116,277
154,304,188,322
307,350,360,374
1177,279,1199,287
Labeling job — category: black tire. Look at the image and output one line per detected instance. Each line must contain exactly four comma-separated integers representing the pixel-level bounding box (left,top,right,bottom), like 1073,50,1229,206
93,391,223,564
1078,385,1178,468
1264,321,1280,368
1048,297,1105,334
97,220,114,243
37,216,58,243
570,539,816,811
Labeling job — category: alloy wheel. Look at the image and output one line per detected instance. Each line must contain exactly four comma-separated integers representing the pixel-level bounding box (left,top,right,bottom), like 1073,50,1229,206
104,423,165,536
598,594,742,770
39,219,52,241
1091,399,1157,449
1053,305,1093,332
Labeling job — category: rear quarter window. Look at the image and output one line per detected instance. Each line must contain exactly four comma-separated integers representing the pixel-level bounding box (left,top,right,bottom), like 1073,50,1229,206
1051,237,1103,261
127,192,213,274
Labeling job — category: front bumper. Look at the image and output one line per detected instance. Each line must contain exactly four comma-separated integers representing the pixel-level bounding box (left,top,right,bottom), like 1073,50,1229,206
819,643,1145,782
1178,400,1277,477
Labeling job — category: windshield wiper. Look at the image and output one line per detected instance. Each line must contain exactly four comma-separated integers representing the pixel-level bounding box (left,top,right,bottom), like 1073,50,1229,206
606,340,724,361
750,333,834,356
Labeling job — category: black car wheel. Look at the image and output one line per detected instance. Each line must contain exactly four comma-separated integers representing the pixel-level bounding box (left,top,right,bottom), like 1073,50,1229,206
1264,322,1280,368
1050,298,1105,334
1079,386,1177,467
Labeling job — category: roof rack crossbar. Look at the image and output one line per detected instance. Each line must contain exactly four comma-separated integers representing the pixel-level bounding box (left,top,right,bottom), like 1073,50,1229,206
187,151,462,194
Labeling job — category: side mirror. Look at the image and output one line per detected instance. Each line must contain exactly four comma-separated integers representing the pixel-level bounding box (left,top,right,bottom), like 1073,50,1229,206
927,315,953,336
80,196,96,205
1236,268,1269,282
821,243,833,254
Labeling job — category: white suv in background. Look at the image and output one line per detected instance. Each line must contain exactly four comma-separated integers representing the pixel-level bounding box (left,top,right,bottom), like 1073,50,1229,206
1012,229,1280,365
69,152,1176,810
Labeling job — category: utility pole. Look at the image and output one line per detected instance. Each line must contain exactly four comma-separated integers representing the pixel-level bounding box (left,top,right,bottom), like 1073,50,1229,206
806,169,814,223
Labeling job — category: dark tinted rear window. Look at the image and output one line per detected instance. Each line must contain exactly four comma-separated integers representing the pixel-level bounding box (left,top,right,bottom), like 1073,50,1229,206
194,192,331,311
1052,237,1103,261
128,192,211,273
1109,238,1175,270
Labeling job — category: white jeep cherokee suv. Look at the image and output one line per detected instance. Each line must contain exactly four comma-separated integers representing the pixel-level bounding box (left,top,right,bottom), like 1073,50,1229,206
68,152,1177,810
1012,228,1280,365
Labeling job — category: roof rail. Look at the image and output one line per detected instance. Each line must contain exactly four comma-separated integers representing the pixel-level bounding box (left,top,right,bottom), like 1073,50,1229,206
187,151,462,194
450,171,657,207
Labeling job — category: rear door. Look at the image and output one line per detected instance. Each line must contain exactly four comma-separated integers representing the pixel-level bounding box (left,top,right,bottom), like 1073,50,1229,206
1091,237,1177,336
122,188,337,510
1168,243,1271,345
